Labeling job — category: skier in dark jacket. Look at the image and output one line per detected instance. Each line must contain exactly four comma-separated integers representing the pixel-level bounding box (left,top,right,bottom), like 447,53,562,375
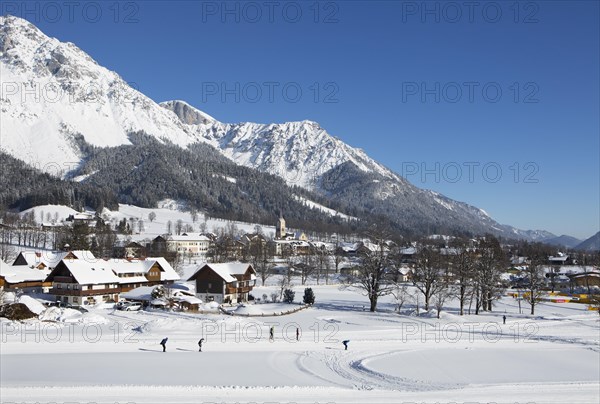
198,338,205,352
342,340,349,350
160,337,168,352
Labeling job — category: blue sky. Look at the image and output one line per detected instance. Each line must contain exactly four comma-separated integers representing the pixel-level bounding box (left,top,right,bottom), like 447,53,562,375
8,0,599,239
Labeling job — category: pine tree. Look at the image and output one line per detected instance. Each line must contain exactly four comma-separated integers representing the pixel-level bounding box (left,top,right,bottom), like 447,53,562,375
283,289,295,303
303,288,315,305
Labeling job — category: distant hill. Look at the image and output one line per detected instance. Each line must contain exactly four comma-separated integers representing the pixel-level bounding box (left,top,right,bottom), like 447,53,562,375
576,232,600,251
542,235,582,249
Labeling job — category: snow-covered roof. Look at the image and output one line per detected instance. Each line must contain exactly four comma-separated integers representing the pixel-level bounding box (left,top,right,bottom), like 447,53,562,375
58,260,121,285
72,213,95,220
14,250,97,269
172,295,203,305
117,275,150,284
146,257,180,281
121,286,155,301
340,242,360,252
360,242,388,253
0,260,49,284
205,265,235,283
107,257,179,282
188,263,254,283
168,233,211,242
398,266,412,275
542,265,596,275
110,259,155,275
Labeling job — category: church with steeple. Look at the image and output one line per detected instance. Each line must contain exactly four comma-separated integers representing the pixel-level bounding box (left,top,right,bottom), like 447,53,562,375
275,213,307,241
275,214,286,239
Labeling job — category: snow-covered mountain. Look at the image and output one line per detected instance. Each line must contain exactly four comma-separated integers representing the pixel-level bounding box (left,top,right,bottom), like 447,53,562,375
0,15,197,172
0,15,553,239
161,100,396,190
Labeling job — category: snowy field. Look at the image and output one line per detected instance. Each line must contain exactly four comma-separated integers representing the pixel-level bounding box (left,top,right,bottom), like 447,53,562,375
1,280,599,403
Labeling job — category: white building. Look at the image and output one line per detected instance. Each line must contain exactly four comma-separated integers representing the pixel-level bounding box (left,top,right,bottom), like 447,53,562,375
166,233,212,259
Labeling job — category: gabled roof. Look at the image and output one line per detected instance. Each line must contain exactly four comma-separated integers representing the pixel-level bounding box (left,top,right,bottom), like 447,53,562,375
187,263,255,283
13,250,96,269
145,257,180,281
0,259,49,284
109,257,180,282
53,260,121,285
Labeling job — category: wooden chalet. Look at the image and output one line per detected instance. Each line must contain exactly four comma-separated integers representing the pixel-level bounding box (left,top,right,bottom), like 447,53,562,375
45,259,122,306
188,263,256,304
0,259,52,293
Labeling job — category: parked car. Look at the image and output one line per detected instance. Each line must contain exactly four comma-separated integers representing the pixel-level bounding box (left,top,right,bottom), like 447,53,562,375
115,301,132,310
124,303,142,311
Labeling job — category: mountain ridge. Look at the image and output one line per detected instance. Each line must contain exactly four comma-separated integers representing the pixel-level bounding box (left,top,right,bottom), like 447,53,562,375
576,232,600,251
0,15,559,240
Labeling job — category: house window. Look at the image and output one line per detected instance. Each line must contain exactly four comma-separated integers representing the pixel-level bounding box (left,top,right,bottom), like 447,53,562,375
208,283,212,289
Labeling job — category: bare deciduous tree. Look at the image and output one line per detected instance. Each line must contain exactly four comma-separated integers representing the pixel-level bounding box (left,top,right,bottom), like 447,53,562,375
451,246,476,316
522,258,546,315
475,236,507,313
433,284,454,319
352,235,395,312
412,246,445,312
390,283,412,313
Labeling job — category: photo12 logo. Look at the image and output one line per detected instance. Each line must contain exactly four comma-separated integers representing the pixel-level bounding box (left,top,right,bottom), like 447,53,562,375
401,1,540,24
401,82,540,104
1,80,140,105
401,321,540,343
199,1,340,24
1,320,340,345
401,162,540,184
0,1,141,24
201,81,339,104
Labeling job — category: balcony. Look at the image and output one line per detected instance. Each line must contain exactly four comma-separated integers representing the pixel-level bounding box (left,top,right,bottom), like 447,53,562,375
50,287,120,296
225,285,253,295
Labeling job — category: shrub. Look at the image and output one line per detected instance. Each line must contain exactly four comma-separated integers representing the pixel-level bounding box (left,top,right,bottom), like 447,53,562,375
303,288,315,305
283,289,295,303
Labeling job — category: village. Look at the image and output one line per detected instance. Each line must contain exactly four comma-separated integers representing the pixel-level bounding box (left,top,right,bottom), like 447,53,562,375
1,205,599,317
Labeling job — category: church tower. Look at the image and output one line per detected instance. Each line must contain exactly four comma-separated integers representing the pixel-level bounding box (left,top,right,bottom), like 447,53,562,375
276,213,286,239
